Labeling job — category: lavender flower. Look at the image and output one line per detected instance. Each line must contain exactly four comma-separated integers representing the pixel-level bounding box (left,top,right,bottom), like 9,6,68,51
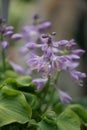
72,49,85,56
22,25,40,42
25,32,86,87
22,15,51,44
32,78,47,91
58,89,72,104
38,21,51,31
26,42,41,50
0,17,22,51
1,41,9,48
33,14,39,20
19,46,29,56
11,33,23,40
9,61,25,75
70,70,86,86
4,31,13,37
6,26,14,31
27,54,43,70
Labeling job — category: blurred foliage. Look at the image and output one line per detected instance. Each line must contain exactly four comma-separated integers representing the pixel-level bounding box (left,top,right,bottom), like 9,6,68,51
19,0,36,2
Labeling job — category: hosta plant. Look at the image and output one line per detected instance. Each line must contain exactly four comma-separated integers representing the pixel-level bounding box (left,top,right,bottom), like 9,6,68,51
0,15,87,130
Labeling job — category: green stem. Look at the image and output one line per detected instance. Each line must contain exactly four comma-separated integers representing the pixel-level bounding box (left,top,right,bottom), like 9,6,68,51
43,84,55,112
43,71,61,113
0,34,6,72
2,48,6,72
40,76,50,109
42,76,50,99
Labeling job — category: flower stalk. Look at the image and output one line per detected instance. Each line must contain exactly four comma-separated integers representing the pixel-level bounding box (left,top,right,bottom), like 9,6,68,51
43,72,61,112
2,48,6,72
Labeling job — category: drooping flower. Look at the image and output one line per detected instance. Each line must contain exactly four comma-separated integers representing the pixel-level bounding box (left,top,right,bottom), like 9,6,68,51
70,70,86,86
11,33,23,40
1,41,9,48
32,78,47,91
58,89,72,104
9,61,25,75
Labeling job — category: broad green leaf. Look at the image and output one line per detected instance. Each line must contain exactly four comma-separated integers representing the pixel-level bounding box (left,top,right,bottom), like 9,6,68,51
3,77,38,109
16,76,36,93
16,76,32,86
24,92,39,109
4,77,36,93
38,120,58,130
0,85,32,127
68,104,87,123
4,78,19,90
57,108,81,130
4,70,19,78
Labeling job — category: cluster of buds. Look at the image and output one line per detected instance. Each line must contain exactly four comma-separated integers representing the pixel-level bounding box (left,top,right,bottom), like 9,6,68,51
20,14,51,55
0,17,22,49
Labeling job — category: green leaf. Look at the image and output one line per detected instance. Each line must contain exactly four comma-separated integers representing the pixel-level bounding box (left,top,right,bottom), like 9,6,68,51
24,93,39,109
16,76,36,93
4,70,19,78
4,77,36,93
68,104,87,123
16,76,32,86
38,111,58,130
38,120,58,130
57,108,81,130
0,85,32,127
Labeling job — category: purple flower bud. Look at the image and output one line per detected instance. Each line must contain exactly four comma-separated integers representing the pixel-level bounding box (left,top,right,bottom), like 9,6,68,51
6,26,14,31
69,39,76,49
26,42,41,50
70,70,86,82
11,33,23,40
58,40,68,46
41,34,48,38
1,41,9,48
9,61,25,74
53,42,59,48
58,89,72,104
39,21,51,30
33,14,39,20
47,37,52,44
32,78,47,91
72,49,85,56
4,31,13,37
0,28,5,34
67,54,80,61
26,42,37,49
